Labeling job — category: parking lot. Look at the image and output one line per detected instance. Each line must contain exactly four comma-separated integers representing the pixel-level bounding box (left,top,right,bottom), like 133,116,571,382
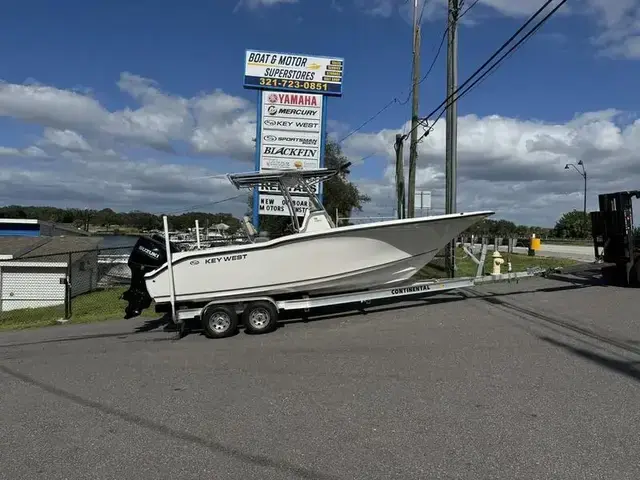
1,270,639,480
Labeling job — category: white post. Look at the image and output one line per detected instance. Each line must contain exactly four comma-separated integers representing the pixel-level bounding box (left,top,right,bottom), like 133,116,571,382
195,219,201,249
162,215,177,325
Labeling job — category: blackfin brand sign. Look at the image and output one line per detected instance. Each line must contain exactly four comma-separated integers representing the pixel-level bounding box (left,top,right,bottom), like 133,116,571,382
244,49,344,97
261,145,318,159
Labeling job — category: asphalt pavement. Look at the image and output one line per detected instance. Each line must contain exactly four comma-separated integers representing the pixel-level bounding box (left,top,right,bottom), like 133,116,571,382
1,271,639,479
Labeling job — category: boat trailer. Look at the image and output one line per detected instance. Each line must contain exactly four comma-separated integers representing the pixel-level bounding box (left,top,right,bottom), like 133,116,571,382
590,190,640,287
162,262,549,340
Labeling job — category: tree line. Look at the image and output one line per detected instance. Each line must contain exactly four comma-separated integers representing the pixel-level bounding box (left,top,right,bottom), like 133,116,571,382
0,205,242,234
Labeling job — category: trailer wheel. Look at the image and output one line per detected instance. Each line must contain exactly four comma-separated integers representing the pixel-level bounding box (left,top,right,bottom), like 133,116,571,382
242,301,278,335
201,305,238,339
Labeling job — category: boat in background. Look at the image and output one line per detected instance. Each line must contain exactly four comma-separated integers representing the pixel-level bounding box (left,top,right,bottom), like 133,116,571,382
122,166,493,318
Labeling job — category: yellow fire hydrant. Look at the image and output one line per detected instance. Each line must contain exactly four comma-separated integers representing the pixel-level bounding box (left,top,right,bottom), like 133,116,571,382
492,250,504,275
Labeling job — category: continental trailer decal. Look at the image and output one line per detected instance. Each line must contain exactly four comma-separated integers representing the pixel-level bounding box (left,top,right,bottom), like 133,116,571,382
244,50,344,97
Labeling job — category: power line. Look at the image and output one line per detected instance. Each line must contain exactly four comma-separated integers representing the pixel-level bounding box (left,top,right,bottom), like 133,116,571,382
400,0,480,108
416,0,567,143
403,0,567,143
337,0,482,146
336,98,398,144
160,194,246,215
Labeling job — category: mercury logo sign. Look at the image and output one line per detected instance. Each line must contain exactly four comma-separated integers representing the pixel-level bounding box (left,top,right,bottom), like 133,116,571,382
267,106,318,117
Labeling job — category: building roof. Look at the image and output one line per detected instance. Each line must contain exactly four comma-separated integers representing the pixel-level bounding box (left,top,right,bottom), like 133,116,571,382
0,237,49,257
0,236,102,263
0,218,39,224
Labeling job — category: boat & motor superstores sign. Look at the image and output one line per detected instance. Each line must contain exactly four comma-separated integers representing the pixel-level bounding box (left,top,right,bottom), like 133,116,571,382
244,50,344,97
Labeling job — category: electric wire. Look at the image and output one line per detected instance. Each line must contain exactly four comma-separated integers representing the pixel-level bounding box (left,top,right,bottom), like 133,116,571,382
403,0,565,143
159,194,247,215
414,0,567,143
338,0,481,145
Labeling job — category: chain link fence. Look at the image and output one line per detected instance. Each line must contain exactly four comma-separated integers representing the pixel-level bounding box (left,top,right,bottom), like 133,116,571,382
0,245,160,330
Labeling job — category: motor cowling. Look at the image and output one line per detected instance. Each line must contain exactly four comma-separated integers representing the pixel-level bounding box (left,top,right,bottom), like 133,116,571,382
122,234,178,319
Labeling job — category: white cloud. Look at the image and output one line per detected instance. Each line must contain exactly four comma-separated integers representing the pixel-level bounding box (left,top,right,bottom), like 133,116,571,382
346,109,640,227
234,0,298,11
0,147,247,215
1,72,640,228
0,145,48,158
0,73,257,161
351,0,640,60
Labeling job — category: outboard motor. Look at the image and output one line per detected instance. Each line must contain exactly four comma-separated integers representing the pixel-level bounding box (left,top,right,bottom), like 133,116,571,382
122,234,179,319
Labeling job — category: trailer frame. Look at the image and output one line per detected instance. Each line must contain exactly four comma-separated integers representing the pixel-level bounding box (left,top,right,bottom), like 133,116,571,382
167,263,547,339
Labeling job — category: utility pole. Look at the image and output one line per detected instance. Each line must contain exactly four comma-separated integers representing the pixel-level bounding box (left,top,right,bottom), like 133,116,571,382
407,0,421,218
394,134,406,219
444,0,459,278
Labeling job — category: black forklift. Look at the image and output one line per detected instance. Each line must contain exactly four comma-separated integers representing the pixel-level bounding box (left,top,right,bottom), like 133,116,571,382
590,190,640,287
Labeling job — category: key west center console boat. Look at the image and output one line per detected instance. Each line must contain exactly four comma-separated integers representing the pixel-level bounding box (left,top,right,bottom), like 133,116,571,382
122,165,494,320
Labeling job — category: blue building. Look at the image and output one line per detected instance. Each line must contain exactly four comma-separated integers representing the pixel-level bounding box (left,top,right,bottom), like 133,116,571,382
0,218,90,237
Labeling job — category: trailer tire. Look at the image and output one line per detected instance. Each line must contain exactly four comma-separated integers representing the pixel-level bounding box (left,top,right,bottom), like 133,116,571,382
242,301,278,335
201,305,238,339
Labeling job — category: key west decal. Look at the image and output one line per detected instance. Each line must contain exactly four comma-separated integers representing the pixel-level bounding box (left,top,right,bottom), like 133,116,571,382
244,48,343,222
203,254,248,265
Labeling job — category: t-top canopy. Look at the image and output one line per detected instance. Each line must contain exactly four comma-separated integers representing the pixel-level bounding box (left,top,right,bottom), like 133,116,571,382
227,167,339,190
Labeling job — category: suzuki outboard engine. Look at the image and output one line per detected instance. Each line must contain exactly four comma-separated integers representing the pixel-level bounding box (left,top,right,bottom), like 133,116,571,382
122,234,180,319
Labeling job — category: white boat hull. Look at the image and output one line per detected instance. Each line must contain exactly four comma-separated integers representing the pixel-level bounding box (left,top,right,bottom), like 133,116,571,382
144,211,492,305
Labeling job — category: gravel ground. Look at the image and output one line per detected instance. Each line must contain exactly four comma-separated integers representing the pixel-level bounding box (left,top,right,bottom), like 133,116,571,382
1,272,639,480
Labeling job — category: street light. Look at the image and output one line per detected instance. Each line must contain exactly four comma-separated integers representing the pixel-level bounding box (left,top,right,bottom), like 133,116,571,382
564,160,587,236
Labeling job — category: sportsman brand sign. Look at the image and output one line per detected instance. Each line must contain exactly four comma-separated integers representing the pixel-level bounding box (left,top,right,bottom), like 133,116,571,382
257,91,324,217
244,50,344,97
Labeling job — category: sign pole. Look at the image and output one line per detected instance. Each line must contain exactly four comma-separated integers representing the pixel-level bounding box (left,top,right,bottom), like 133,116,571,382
318,97,328,206
252,89,263,229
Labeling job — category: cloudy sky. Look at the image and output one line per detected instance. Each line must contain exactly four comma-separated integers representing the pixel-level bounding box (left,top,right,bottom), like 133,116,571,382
1,0,640,227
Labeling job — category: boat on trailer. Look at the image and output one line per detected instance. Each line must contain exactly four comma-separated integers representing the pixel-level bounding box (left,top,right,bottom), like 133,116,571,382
121,165,494,338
